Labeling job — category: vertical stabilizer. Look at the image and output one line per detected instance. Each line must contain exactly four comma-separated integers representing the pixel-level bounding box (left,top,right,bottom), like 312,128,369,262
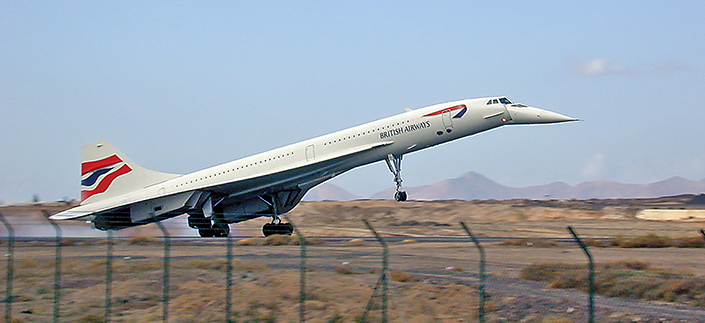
80,141,181,204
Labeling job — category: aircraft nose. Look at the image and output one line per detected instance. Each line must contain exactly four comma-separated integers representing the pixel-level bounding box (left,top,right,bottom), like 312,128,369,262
507,106,578,124
537,109,579,123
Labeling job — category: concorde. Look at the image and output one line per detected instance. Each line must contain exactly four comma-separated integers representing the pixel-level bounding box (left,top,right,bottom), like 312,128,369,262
51,97,576,237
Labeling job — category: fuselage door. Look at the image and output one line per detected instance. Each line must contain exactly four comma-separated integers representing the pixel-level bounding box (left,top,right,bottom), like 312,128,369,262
499,97,513,122
305,144,315,161
501,104,513,122
442,110,453,132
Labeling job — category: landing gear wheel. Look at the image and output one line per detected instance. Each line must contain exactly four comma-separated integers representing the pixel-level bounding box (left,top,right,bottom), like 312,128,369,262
394,191,408,202
212,222,230,237
189,216,211,230
262,223,294,237
198,227,215,238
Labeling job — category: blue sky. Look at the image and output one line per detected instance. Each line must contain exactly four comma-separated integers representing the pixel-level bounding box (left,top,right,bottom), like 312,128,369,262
1,1,704,202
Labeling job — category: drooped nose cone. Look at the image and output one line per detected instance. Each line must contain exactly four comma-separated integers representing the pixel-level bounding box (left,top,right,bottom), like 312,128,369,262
507,106,578,124
537,109,579,123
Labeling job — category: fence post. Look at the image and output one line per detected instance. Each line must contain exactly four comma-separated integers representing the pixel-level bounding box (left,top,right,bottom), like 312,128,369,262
283,214,307,323
361,219,388,323
44,212,63,323
460,222,486,323
0,211,13,323
105,230,114,323
225,233,233,323
567,226,594,323
152,217,170,323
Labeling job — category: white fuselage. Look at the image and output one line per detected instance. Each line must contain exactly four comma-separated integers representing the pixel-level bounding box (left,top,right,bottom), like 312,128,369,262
51,96,576,230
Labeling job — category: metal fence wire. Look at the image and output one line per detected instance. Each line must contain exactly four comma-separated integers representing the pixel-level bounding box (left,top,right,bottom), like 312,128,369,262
1,210,705,322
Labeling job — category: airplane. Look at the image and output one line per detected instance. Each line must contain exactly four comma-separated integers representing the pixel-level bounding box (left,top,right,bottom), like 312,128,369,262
50,96,576,237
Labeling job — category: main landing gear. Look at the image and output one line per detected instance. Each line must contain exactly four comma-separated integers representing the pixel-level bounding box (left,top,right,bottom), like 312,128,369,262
386,154,407,202
189,215,231,238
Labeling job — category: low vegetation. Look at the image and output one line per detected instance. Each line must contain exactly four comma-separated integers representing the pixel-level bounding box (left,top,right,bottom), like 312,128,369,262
521,261,705,307
501,233,705,249
609,233,705,248
234,235,325,246
500,239,558,247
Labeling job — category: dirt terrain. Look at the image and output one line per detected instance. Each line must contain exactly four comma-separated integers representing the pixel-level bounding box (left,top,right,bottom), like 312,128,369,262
1,197,705,322
3,195,705,239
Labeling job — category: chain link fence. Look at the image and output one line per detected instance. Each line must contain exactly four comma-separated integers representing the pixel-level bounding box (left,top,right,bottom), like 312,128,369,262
1,210,705,322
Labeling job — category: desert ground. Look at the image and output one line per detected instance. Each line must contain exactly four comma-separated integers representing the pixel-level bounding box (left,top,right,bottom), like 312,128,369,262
1,197,705,322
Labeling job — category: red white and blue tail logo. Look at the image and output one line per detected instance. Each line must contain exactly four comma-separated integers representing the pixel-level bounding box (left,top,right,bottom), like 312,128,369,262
81,155,132,201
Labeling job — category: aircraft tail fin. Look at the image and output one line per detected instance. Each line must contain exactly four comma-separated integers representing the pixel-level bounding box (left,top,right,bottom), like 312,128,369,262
80,140,181,205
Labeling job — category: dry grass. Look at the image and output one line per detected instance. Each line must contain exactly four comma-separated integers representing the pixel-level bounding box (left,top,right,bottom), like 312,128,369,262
262,234,292,245
234,236,324,247
500,239,558,247
611,233,672,248
522,261,705,307
127,236,159,245
336,265,361,275
236,238,261,246
608,233,705,248
390,271,420,282
345,238,368,246
2,242,489,322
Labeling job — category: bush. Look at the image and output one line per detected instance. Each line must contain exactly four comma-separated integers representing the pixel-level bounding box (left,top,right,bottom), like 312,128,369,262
128,236,158,245
236,238,261,246
500,239,557,247
521,261,705,307
520,262,577,281
336,266,360,275
615,233,671,248
262,234,292,245
674,236,705,248
390,271,419,282
291,236,325,245
345,238,367,246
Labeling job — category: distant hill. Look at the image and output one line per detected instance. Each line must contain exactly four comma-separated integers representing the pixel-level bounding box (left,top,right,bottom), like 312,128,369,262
370,171,705,200
303,183,361,201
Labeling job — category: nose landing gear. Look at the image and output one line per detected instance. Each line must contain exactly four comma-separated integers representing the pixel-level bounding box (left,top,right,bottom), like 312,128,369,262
386,154,407,202
260,195,294,237
262,220,294,237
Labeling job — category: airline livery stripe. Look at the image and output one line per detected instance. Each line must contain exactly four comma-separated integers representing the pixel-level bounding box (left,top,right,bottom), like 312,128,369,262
453,107,467,119
81,167,113,186
82,155,123,175
422,104,466,117
81,164,132,200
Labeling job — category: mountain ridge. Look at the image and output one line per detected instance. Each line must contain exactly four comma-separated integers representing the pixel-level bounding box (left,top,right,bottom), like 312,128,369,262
305,172,705,201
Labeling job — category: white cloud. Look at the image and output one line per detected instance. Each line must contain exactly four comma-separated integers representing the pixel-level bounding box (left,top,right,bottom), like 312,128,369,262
651,60,693,74
582,153,607,179
573,58,629,76
572,58,692,76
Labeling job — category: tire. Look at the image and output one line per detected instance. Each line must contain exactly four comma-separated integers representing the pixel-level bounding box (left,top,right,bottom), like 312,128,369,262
394,191,408,202
213,222,230,237
262,223,293,237
198,227,214,238
188,216,211,229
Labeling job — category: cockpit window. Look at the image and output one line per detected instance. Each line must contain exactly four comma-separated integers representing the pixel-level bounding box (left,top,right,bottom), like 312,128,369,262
487,97,513,105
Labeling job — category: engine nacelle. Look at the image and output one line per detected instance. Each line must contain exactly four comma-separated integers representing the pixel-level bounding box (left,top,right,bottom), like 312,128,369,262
221,198,271,223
